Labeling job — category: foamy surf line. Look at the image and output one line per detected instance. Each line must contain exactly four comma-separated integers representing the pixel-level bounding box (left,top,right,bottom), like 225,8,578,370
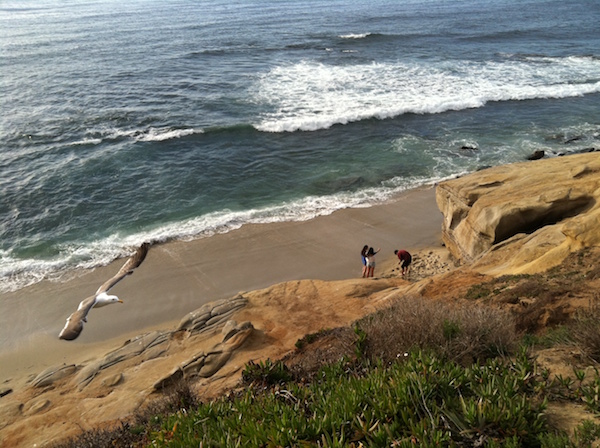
69,127,204,146
252,56,600,133
0,175,453,294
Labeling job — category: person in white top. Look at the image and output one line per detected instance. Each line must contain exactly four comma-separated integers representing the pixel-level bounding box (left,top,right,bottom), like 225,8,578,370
365,246,380,278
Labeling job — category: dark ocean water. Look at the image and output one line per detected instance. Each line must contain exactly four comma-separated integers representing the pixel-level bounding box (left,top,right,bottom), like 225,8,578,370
1,0,599,293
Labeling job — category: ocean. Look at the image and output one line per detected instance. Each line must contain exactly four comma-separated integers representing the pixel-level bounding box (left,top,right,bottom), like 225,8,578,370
1,0,599,294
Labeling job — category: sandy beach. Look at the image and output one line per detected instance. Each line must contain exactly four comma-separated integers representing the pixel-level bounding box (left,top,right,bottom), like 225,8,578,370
0,186,442,385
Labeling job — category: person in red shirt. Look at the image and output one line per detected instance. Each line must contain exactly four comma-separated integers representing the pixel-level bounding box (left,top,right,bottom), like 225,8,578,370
394,249,412,276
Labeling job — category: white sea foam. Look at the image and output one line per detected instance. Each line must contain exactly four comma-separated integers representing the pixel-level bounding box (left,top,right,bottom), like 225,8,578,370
69,137,103,146
339,33,371,39
253,56,600,133
109,127,203,142
70,127,204,146
134,127,201,142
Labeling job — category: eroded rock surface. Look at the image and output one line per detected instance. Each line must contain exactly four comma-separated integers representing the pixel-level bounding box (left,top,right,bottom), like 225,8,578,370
31,364,78,388
154,320,254,391
436,153,600,275
177,294,247,332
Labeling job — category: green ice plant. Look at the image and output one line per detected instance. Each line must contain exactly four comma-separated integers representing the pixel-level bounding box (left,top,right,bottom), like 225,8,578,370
148,351,553,447
241,358,292,386
577,371,600,414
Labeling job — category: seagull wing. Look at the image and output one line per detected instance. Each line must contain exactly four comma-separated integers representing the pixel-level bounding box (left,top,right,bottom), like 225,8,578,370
58,243,150,341
58,295,97,340
95,242,149,295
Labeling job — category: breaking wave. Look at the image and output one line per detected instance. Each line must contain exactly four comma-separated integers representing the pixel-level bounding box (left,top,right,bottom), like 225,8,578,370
253,55,600,133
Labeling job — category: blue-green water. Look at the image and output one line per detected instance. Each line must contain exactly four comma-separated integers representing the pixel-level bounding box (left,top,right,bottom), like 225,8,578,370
1,0,599,293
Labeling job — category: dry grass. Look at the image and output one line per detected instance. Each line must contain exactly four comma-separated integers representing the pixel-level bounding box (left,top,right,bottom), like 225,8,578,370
284,326,357,380
359,296,519,365
570,295,600,363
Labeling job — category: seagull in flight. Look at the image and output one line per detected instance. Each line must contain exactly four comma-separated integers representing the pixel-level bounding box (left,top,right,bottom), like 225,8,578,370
59,242,149,341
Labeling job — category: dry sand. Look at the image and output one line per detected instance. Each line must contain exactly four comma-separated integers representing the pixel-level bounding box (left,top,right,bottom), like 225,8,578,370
0,186,442,385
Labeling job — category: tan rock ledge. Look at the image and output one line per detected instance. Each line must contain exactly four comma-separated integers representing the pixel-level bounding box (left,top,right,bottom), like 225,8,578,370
436,152,600,276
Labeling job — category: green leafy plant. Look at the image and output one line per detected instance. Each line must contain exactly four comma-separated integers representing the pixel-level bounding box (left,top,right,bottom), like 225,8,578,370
465,283,492,300
353,323,367,359
241,359,292,386
142,351,555,447
443,319,461,341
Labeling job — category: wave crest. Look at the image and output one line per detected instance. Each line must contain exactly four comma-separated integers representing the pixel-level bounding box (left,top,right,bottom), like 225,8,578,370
252,56,600,133
339,32,372,39
134,127,200,142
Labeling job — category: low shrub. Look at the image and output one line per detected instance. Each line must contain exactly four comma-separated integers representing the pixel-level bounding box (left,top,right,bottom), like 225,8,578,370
521,325,572,349
465,283,492,300
570,295,600,363
242,359,293,387
358,296,518,365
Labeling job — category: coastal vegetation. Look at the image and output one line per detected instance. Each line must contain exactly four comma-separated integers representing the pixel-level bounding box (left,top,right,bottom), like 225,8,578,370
54,249,600,447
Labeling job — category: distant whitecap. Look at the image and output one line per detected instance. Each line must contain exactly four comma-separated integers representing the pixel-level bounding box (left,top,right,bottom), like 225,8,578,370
134,127,202,142
339,33,371,39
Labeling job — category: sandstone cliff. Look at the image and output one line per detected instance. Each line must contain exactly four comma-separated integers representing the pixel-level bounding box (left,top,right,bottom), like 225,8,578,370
436,152,600,276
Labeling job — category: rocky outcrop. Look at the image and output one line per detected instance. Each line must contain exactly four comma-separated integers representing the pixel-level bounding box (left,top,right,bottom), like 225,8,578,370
0,295,259,446
436,153,600,275
527,150,545,160
177,294,247,332
153,320,254,391
0,279,388,447
31,364,78,388
75,330,171,390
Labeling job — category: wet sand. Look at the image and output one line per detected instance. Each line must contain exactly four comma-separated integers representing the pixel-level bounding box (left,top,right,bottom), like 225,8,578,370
0,186,442,383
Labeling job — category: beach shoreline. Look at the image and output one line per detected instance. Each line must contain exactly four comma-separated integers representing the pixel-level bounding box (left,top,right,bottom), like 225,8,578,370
0,186,442,385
